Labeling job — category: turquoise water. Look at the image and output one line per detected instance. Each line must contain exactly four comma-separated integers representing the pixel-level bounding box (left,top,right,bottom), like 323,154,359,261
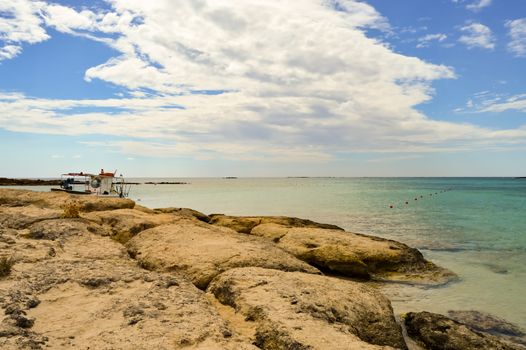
9,178,526,328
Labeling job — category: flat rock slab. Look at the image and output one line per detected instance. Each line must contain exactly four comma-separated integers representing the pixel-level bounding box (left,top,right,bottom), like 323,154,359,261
82,209,182,243
404,311,524,350
251,223,455,284
0,188,135,212
0,206,62,230
209,214,343,234
208,267,407,350
126,221,320,289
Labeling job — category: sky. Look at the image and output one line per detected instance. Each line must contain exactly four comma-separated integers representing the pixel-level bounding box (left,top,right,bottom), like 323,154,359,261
0,0,525,177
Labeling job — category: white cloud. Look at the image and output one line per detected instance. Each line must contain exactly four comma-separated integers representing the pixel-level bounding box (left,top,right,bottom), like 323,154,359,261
457,91,526,113
506,18,526,57
0,44,22,60
0,0,49,60
466,0,492,12
1,0,525,161
416,33,447,48
478,94,526,113
458,23,495,50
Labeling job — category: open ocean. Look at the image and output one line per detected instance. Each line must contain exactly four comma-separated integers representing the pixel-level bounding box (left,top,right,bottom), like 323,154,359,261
12,177,526,328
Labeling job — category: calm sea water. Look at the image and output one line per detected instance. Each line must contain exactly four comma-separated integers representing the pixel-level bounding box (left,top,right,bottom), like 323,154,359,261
10,177,526,328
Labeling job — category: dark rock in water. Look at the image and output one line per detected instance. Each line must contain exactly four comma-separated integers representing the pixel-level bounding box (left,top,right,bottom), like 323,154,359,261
481,263,509,274
447,310,524,337
448,310,526,346
404,311,524,350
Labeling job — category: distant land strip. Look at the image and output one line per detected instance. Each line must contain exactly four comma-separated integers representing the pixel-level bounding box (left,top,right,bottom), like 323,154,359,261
0,178,187,186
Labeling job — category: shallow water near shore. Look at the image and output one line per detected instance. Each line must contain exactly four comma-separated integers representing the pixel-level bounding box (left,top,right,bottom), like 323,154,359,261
10,177,526,329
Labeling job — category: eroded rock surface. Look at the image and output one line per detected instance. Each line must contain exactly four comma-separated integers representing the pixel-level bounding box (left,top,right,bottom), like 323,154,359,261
208,267,407,350
0,192,257,349
126,221,320,289
0,189,135,212
1,189,473,349
209,214,343,234
251,223,455,284
404,311,524,350
447,310,526,347
82,209,180,243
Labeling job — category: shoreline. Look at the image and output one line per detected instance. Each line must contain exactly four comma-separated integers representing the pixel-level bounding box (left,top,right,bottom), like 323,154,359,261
0,188,524,349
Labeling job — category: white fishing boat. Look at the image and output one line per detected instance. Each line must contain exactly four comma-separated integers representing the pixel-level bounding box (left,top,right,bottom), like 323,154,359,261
51,169,131,198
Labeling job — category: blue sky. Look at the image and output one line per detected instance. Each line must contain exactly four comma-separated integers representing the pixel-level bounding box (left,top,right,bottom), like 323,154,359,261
0,0,525,177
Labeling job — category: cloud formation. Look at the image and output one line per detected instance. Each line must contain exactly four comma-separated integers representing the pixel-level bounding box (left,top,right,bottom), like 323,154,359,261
0,0,525,162
416,33,447,48
465,0,492,12
0,0,49,61
458,22,495,50
506,18,526,57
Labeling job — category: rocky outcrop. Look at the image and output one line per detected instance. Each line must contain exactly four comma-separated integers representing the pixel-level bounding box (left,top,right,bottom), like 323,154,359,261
447,310,526,347
404,311,524,350
1,188,477,349
0,198,257,349
82,209,181,243
0,206,62,230
126,221,320,289
208,267,407,349
0,189,135,212
209,214,343,234
153,207,211,223
250,223,455,284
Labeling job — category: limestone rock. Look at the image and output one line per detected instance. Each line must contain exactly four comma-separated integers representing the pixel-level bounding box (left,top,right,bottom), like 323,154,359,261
447,310,524,337
447,310,526,347
0,206,256,349
82,209,180,243
126,221,320,289
27,218,106,241
208,267,407,350
404,311,524,350
0,206,62,230
251,224,455,284
0,188,135,212
209,214,343,234
154,207,211,223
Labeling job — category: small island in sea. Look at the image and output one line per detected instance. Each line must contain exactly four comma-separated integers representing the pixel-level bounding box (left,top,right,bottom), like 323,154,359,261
0,188,524,349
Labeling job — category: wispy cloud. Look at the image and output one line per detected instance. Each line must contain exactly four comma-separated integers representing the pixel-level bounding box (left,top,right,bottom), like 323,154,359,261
458,22,495,50
478,94,526,113
416,33,448,48
506,18,526,57
466,0,492,12
456,91,526,113
451,0,492,12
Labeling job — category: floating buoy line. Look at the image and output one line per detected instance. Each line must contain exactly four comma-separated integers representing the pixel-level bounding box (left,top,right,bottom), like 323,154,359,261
388,188,453,209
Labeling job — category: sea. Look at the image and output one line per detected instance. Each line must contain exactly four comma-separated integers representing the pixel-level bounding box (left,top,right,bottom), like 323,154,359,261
9,177,526,328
